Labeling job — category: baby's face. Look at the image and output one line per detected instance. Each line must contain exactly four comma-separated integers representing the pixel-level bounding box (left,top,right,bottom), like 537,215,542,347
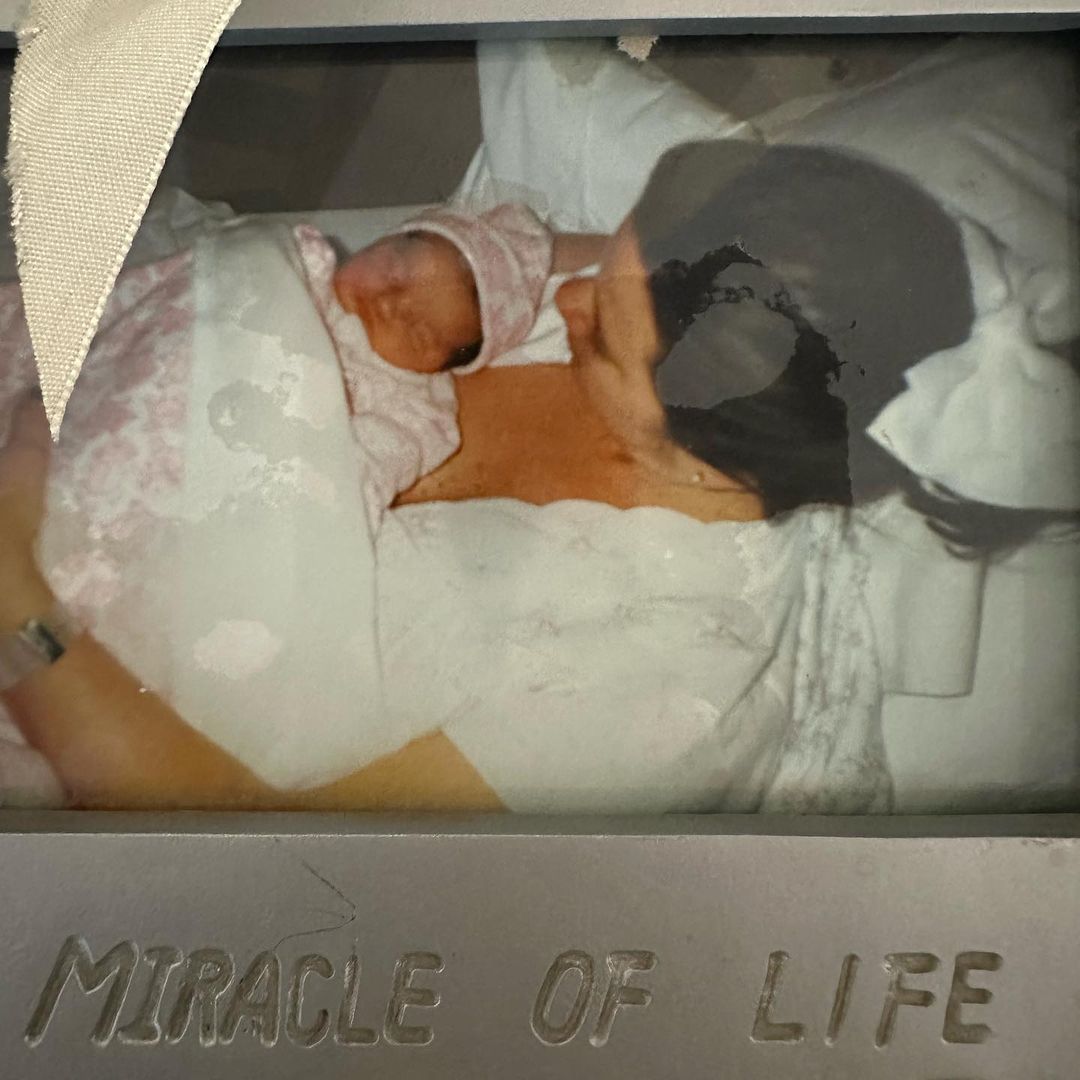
333,231,482,374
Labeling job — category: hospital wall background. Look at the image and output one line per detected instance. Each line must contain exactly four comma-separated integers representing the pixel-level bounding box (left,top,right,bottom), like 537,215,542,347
0,35,935,216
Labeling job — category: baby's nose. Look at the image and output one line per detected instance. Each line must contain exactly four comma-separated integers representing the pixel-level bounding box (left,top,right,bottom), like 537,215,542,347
336,253,388,300
342,238,415,297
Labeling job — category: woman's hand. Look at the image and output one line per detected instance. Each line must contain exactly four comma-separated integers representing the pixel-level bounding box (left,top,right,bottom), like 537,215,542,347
0,392,54,633
556,223,763,507
556,227,669,459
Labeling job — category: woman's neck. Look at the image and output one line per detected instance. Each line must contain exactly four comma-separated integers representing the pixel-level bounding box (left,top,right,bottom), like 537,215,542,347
396,364,766,524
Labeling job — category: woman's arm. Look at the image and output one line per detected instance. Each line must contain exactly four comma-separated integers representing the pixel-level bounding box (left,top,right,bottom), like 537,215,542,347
3,569,501,812
552,233,608,275
3,575,268,810
3,575,501,812
0,395,501,812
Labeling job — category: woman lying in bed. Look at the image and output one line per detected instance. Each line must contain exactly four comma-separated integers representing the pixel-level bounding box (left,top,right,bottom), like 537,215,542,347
0,141,988,814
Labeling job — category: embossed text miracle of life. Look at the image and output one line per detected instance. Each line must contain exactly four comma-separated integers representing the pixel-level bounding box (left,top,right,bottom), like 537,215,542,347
26,936,1002,1053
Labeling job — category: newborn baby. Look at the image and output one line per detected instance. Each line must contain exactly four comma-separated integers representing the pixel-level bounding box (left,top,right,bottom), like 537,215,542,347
297,203,603,520
331,203,556,376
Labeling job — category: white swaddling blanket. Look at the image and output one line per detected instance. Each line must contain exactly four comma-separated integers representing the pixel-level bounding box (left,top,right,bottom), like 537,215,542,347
2,221,398,791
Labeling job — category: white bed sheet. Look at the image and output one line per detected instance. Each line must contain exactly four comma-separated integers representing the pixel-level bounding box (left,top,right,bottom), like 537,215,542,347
884,536,1080,813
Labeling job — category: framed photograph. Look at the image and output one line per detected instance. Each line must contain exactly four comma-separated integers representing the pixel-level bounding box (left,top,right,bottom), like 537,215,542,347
0,2,1077,1076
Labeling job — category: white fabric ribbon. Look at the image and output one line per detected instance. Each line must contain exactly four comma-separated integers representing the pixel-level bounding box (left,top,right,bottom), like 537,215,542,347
7,0,241,436
868,222,1080,512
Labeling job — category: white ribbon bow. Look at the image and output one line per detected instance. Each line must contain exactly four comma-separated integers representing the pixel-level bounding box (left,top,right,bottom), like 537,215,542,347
7,0,242,437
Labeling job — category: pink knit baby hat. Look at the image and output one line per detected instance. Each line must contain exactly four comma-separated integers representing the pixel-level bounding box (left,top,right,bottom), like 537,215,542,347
389,204,553,374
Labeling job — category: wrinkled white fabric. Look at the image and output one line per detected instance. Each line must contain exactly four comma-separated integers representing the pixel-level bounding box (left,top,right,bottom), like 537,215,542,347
493,268,590,369
456,38,754,232
856,495,986,697
616,36,658,63
869,299,1080,511
379,497,892,815
8,0,241,436
866,217,1080,511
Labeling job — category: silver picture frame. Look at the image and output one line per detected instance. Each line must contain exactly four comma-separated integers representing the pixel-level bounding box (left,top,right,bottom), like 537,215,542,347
1,2,1078,1076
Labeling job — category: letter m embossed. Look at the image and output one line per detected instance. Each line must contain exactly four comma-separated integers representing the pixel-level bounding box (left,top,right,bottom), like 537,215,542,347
25,937,138,1048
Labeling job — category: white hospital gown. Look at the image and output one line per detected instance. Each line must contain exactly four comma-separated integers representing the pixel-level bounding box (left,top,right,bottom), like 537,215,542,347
378,497,893,814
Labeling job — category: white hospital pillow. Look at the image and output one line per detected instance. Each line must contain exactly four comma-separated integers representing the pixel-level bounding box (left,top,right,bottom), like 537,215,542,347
256,204,432,257
455,39,753,232
464,35,1076,343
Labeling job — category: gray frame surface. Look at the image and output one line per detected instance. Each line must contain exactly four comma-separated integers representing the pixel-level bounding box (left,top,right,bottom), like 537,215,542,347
2,2,1079,1076
229,0,1080,41
1,812,1078,1078
2,0,1080,43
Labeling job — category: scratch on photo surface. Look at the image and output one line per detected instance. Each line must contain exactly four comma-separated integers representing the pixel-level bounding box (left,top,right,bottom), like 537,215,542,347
271,839,359,950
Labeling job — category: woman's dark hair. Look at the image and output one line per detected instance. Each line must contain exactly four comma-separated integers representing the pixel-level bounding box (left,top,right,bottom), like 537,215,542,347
634,141,977,516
